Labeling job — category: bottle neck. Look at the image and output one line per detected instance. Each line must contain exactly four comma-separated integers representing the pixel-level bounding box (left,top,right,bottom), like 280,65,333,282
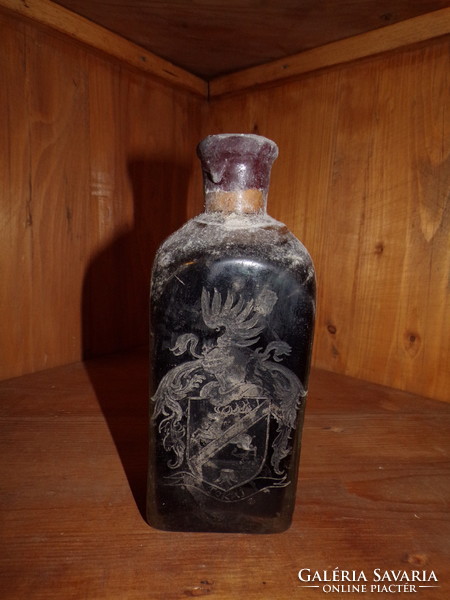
197,134,278,216
204,189,265,215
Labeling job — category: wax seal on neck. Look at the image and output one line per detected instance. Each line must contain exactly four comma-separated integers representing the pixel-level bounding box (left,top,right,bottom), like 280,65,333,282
197,134,278,213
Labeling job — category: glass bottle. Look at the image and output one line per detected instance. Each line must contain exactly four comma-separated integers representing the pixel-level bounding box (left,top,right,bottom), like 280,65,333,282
147,134,315,533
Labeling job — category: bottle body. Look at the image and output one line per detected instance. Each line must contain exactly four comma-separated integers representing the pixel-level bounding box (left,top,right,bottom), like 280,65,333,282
147,135,315,533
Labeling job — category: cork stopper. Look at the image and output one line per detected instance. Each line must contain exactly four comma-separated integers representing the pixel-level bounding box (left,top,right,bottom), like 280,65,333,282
197,134,278,214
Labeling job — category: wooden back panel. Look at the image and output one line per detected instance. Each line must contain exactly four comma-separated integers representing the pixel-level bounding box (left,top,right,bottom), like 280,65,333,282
1,8,448,403
202,38,450,402
0,11,204,380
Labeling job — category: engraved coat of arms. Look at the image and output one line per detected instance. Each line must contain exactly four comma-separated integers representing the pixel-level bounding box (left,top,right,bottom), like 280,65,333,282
152,286,305,502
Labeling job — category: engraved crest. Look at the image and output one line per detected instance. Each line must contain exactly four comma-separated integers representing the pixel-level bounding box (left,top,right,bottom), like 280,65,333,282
152,286,306,502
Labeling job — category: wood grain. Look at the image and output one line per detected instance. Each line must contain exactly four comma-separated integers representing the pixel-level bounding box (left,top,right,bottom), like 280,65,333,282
1,3,449,404
48,0,450,78
0,0,207,96
209,7,450,97
0,17,32,375
0,350,449,599
205,37,450,403
0,9,204,378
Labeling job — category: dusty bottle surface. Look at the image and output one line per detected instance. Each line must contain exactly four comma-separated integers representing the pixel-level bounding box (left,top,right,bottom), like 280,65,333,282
147,134,315,533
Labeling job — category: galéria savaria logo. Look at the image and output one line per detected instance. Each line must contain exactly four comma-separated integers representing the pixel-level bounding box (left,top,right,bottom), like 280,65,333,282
297,568,440,594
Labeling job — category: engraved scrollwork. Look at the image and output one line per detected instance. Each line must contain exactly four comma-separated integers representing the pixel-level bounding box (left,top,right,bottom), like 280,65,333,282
152,286,306,501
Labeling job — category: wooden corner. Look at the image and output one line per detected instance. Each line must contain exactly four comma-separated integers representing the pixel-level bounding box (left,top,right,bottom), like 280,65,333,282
209,8,450,98
0,0,208,97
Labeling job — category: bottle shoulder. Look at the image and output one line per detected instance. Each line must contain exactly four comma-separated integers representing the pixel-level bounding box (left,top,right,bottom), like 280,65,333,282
151,212,315,299
155,212,314,264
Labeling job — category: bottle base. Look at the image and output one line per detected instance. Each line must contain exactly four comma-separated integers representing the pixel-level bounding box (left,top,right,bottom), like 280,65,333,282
146,507,293,534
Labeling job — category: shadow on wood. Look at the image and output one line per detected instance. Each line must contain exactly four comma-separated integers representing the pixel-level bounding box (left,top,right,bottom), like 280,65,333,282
82,157,190,518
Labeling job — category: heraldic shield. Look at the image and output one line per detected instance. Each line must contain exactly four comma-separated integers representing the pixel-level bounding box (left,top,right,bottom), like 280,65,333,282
187,396,270,493
152,286,306,502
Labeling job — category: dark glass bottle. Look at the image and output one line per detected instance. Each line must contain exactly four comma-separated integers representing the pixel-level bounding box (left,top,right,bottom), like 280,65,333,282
147,134,315,533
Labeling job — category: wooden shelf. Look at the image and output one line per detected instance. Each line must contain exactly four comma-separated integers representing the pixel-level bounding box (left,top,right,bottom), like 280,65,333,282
1,350,449,598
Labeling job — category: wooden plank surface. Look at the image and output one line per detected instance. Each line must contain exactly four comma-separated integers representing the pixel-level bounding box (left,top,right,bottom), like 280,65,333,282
0,17,32,375
38,0,450,79
205,36,450,403
0,0,207,96
0,9,204,380
210,8,450,97
1,1,449,407
0,350,449,599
